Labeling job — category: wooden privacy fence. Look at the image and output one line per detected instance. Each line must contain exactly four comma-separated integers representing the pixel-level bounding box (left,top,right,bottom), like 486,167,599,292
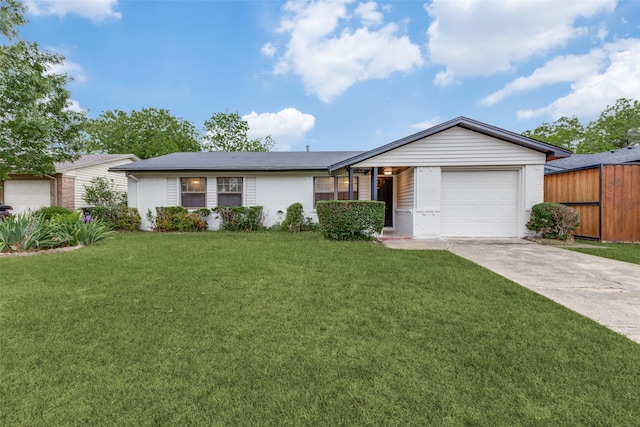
544,164,640,242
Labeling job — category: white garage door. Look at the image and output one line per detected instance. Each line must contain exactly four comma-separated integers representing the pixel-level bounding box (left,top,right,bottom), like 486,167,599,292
4,180,51,214
441,170,517,238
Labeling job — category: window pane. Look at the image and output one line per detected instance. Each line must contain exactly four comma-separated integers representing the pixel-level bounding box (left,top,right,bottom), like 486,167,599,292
182,193,206,208
337,191,359,200
218,193,242,207
181,178,206,208
218,177,243,193
314,177,333,193
337,176,358,192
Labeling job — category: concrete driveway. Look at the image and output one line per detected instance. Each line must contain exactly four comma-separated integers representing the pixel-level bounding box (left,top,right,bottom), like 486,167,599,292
383,238,640,344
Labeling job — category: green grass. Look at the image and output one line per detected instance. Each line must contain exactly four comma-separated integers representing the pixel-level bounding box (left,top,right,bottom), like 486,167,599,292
567,240,640,265
2,232,639,426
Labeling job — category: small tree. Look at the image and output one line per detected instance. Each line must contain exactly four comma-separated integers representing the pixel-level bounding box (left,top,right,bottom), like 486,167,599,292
83,177,141,231
83,177,126,207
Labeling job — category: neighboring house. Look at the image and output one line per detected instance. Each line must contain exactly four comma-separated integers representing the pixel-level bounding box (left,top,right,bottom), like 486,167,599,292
0,154,139,214
112,117,570,238
545,145,640,242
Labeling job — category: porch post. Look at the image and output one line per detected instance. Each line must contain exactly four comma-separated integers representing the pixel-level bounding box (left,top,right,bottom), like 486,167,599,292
371,167,378,200
348,167,354,200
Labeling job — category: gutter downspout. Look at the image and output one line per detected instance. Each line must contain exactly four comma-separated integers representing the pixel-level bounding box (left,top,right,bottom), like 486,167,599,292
127,172,139,209
44,174,57,206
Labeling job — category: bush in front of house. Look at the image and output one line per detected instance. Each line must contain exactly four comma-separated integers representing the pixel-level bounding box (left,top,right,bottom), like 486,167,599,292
281,202,304,232
87,205,142,232
34,206,74,220
147,206,208,232
316,200,385,241
83,176,127,207
527,202,580,240
83,176,141,231
213,206,264,231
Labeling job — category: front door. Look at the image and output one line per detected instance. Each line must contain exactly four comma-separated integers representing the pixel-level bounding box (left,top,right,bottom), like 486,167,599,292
377,176,393,227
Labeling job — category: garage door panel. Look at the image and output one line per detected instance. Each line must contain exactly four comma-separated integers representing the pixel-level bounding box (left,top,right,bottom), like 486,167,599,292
441,171,517,238
4,180,51,213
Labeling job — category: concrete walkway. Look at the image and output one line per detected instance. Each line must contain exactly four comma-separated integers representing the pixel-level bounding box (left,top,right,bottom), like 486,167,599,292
381,238,640,344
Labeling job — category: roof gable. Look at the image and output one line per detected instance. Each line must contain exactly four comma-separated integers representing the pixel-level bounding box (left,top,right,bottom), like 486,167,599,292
55,154,139,172
329,117,572,172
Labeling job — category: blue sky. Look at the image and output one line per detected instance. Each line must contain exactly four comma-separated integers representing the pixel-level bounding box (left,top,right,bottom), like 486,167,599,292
19,0,640,151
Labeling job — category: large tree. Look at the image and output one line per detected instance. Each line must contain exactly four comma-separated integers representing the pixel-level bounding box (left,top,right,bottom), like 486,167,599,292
203,111,274,152
580,98,640,153
85,108,202,159
0,0,86,180
522,116,584,151
0,0,25,39
523,98,640,154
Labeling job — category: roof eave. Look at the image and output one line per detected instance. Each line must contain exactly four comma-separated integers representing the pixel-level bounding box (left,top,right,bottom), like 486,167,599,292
57,154,140,173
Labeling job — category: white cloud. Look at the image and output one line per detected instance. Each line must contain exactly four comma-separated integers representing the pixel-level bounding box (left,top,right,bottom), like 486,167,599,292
480,52,607,106
516,39,640,121
26,0,121,23
425,0,616,86
66,99,86,113
261,42,277,57
411,116,440,130
243,108,316,151
354,2,383,26
46,59,88,83
273,0,423,103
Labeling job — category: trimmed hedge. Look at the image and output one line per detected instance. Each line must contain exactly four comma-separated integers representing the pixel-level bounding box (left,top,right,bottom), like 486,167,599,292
527,202,580,240
316,200,385,241
281,202,304,232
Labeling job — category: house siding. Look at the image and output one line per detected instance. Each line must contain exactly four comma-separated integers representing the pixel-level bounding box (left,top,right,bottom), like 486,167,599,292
64,158,134,208
396,168,414,209
353,127,545,167
131,171,367,231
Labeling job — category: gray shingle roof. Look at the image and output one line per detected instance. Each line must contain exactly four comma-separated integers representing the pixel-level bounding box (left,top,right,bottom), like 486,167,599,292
56,153,139,172
110,151,366,172
545,145,640,173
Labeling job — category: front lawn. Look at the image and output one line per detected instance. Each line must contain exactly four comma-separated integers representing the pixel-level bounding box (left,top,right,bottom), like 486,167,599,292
568,240,640,265
2,232,639,425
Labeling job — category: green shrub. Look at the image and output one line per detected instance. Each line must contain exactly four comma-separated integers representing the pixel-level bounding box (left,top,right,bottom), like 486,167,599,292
83,176,126,207
281,203,304,232
116,207,142,232
0,212,76,252
316,200,385,241
75,220,113,245
148,207,207,232
527,202,580,240
213,206,264,231
87,205,140,231
34,205,73,220
302,217,321,232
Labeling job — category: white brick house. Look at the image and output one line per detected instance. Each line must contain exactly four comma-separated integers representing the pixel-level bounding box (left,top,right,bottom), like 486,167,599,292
112,117,570,238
